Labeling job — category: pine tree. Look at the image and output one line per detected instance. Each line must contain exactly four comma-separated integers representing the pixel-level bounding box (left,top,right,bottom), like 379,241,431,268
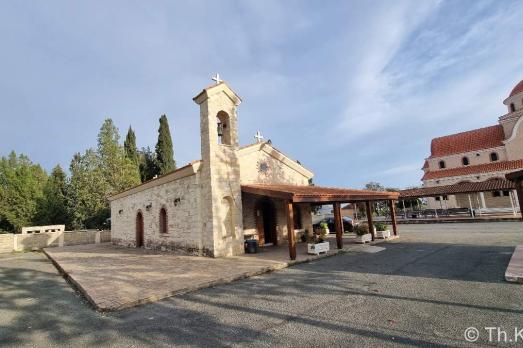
155,114,176,175
124,126,139,165
97,118,141,194
67,150,109,229
35,165,70,226
0,152,47,232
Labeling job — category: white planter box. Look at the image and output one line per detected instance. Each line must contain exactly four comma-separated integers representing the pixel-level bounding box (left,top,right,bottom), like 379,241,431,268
307,241,330,255
376,230,391,239
355,233,372,244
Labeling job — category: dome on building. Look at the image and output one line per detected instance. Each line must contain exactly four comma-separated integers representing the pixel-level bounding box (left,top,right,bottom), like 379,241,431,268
509,79,523,98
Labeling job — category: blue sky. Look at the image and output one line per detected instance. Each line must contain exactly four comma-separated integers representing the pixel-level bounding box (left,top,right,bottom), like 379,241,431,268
1,0,522,189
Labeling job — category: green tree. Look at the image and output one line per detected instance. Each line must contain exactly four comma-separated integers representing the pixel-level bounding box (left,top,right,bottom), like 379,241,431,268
124,126,139,165
0,152,47,232
155,114,176,175
139,146,160,182
35,165,70,226
67,119,140,229
98,119,140,194
67,150,109,229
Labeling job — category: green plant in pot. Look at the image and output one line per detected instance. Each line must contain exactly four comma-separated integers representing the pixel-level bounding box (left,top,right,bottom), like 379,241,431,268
374,222,388,232
354,223,369,236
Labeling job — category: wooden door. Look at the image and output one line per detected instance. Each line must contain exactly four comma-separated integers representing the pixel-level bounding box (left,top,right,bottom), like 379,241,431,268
136,212,144,248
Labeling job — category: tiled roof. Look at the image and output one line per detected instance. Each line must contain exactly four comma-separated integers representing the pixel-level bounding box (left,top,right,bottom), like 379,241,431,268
422,159,523,180
430,125,504,157
400,179,515,198
509,80,523,97
422,160,429,169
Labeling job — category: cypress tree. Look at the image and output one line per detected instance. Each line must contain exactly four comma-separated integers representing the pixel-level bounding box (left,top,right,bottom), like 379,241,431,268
124,126,139,165
155,114,176,174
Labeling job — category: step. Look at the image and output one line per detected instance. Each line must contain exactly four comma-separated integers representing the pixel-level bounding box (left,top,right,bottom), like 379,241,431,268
505,245,523,283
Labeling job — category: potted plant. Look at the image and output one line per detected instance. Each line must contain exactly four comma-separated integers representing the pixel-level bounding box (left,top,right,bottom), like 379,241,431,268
374,222,390,239
307,226,330,255
354,223,372,244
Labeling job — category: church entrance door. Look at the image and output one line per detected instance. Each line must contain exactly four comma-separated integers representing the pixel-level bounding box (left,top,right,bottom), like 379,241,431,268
255,198,277,246
136,212,144,248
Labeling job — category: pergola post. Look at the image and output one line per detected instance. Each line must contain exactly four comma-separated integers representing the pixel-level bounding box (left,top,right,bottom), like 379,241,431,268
333,202,343,249
467,194,475,218
516,181,523,221
365,201,375,241
388,200,398,236
285,201,296,260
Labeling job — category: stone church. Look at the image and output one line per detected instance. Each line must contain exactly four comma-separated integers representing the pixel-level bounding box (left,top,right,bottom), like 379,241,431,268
109,79,317,257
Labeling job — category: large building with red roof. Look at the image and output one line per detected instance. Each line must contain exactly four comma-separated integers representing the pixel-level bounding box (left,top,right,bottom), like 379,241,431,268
422,80,523,210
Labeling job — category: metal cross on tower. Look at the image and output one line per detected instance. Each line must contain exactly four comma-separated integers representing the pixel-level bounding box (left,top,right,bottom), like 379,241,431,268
254,130,264,143
212,73,222,84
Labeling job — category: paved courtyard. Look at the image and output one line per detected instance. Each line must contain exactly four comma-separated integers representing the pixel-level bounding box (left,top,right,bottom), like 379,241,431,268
43,235,387,311
1,222,522,347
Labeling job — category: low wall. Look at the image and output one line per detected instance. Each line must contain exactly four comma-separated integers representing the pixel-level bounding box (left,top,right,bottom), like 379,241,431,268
0,230,111,253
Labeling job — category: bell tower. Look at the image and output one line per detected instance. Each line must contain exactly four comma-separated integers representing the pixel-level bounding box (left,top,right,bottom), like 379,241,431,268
193,76,244,257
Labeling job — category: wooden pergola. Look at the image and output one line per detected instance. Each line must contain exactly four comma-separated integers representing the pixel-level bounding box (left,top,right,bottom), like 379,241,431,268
506,170,523,221
242,184,400,260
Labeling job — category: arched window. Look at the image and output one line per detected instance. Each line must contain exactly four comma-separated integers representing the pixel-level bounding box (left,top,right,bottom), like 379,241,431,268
490,152,498,162
462,157,469,166
159,207,168,234
216,111,231,145
439,160,446,169
510,103,516,112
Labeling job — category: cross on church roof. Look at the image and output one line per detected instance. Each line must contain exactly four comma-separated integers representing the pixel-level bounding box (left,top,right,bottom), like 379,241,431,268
254,130,264,143
212,73,222,85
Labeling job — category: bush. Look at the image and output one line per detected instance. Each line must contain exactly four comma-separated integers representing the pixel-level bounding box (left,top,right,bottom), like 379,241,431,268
354,223,369,236
374,222,388,231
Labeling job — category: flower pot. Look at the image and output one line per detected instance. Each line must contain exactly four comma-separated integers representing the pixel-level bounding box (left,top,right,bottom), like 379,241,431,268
307,241,330,255
376,230,390,239
355,233,372,244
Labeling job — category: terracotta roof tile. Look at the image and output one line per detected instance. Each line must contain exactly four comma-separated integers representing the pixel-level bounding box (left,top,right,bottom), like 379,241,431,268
509,80,523,97
422,160,429,169
400,179,514,198
422,159,523,180
430,125,504,157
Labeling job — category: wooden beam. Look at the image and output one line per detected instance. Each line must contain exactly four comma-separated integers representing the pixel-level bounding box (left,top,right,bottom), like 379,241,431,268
516,181,523,222
286,201,296,260
365,201,375,241
333,202,343,249
388,200,398,236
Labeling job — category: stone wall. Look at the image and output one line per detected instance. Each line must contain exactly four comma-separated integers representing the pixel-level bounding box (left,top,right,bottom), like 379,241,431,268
110,173,207,255
0,230,111,253
238,143,313,185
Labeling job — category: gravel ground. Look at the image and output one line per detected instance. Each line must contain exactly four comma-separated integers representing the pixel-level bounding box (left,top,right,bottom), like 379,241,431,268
1,222,522,347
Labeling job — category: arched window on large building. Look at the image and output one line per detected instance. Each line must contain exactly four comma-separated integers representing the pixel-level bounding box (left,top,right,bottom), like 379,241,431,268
439,160,446,169
490,152,499,162
462,157,469,166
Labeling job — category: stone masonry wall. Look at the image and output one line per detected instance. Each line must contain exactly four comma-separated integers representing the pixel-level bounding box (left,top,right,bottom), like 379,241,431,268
238,147,311,185
110,173,207,255
0,230,110,253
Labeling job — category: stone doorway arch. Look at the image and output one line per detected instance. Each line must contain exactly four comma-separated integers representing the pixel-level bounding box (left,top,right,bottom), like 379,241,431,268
255,197,277,246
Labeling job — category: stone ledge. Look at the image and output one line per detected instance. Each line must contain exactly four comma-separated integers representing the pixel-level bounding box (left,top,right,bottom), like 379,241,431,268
505,245,523,283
